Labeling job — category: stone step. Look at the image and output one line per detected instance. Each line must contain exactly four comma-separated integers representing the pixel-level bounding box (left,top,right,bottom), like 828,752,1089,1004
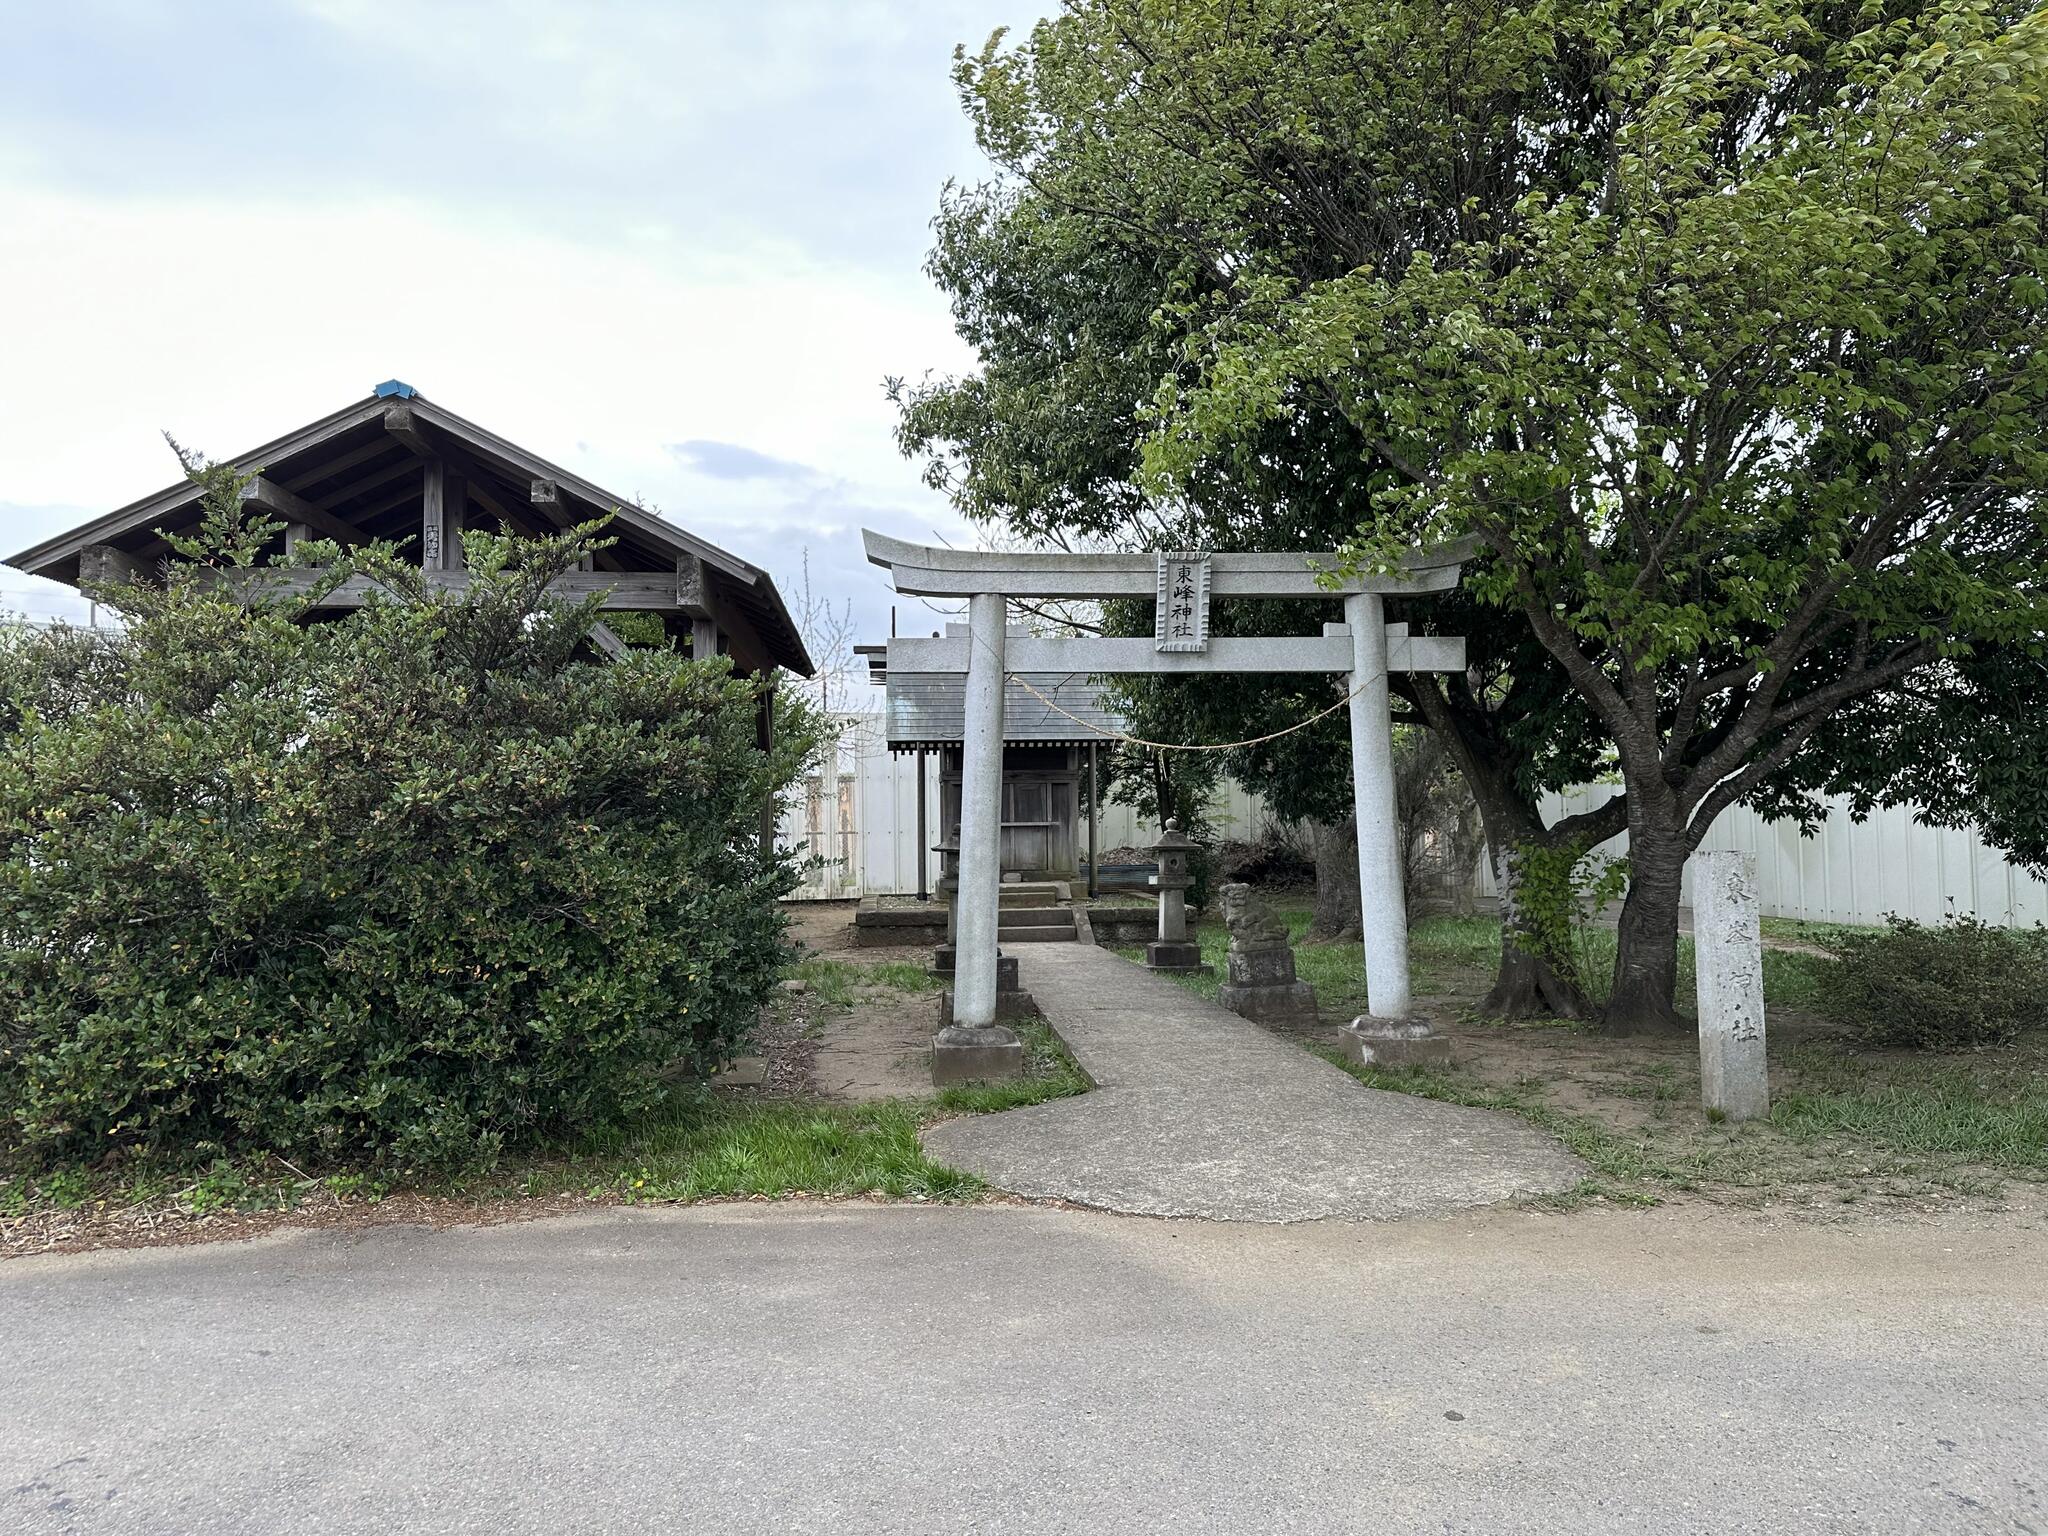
998,886,1066,909
998,905,1073,928
997,925,1076,943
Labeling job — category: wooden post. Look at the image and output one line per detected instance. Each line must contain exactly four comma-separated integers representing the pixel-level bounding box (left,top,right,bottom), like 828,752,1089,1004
915,747,929,903
421,463,445,569
1086,740,1099,899
443,472,467,571
757,682,777,862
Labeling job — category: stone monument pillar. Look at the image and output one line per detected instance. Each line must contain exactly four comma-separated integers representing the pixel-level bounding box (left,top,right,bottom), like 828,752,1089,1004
1144,821,1209,974
1216,884,1318,1028
1695,850,1770,1121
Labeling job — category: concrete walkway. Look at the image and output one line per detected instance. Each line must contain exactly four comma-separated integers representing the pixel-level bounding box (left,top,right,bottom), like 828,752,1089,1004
922,944,1584,1221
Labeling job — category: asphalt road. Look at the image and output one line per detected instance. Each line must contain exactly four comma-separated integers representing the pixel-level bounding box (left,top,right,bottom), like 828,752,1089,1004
5,1202,2044,1534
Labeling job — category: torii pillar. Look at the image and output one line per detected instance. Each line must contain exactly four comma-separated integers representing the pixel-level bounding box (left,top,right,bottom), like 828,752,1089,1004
861,530,1472,1086
933,591,1028,1081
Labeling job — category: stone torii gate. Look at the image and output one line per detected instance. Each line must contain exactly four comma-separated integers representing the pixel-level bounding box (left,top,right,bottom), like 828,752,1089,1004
863,531,1470,1082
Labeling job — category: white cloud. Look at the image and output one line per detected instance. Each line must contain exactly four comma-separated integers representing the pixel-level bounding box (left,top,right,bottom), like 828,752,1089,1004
0,185,980,639
0,3,1058,647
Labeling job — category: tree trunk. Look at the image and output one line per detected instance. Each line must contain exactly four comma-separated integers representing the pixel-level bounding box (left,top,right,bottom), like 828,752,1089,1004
1470,785,1595,1021
1406,677,1593,1019
1308,819,1362,941
1601,795,1689,1035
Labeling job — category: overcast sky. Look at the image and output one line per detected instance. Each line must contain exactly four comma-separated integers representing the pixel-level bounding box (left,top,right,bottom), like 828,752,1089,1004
0,1,1042,654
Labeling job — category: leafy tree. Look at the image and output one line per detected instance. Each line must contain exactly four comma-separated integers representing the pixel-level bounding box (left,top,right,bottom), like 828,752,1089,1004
1767,643,2048,872
0,457,818,1174
929,0,2048,1031
897,48,1625,1016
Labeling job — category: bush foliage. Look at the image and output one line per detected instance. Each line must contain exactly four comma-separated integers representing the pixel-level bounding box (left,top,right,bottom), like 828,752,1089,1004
1818,916,2048,1051
0,462,818,1174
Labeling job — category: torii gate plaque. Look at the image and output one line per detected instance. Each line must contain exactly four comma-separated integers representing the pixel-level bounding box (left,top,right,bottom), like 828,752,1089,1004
863,531,1471,1083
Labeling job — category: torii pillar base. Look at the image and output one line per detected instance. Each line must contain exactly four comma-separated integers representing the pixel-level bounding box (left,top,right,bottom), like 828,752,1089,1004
1336,1016,1451,1071
931,1017,1029,1084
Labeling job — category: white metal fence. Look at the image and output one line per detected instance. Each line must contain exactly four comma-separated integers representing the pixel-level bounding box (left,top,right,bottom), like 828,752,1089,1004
778,712,1283,899
781,715,943,900
1477,785,2048,928
782,713,2048,926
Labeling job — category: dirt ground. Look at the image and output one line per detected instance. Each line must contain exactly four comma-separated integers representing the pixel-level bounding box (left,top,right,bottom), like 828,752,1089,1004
762,903,938,1101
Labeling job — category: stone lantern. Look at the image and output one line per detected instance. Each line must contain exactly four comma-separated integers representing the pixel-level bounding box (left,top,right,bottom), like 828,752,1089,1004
1144,820,1209,974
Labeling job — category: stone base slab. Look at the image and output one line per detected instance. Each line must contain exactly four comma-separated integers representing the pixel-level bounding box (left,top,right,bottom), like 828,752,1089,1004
1336,1017,1451,1070
1144,940,1210,974
1219,980,1319,1030
930,1021,1027,1085
1226,945,1300,988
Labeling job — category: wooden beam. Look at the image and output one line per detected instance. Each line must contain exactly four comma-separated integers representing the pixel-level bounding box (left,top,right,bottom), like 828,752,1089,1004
315,455,422,513
465,478,543,539
239,477,363,546
880,630,1467,676
216,568,686,610
346,481,426,530
530,477,624,571
282,436,401,496
79,543,154,589
383,405,435,458
677,554,708,611
588,622,629,658
529,478,567,524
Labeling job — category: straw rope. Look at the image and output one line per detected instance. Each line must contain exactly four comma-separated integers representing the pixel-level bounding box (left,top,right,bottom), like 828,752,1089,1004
1008,670,1374,754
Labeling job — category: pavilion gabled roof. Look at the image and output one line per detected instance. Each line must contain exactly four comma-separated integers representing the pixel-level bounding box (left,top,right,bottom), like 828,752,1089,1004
8,382,812,675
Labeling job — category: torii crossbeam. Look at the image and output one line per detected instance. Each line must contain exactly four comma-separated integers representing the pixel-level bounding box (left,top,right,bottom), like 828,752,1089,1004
863,532,1471,1082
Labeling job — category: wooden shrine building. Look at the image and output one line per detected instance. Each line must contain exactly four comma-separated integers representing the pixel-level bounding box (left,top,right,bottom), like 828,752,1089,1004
7,381,814,681
856,628,1123,893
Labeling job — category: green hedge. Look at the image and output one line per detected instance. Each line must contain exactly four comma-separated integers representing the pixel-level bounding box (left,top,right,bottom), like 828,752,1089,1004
1818,915,2048,1050
0,474,818,1174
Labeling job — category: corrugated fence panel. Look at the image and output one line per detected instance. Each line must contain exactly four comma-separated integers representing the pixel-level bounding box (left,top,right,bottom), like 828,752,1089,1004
1473,786,2048,928
783,717,2048,922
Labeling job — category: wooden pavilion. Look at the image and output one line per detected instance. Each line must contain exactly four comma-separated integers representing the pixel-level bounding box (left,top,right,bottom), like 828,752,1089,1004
8,382,814,845
7,380,813,678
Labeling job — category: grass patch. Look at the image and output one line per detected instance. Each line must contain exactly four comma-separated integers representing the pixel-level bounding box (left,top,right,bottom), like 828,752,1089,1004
785,955,945,1006
787,956,864,1006
523,1095,986,1203
4,1009,1092,1240
1119,909,1833,1016
935,1021,1091,1114
864,960,948,995
1760,916,1880,948
1313,1028,2048,1205
1772,1043,2048,1172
